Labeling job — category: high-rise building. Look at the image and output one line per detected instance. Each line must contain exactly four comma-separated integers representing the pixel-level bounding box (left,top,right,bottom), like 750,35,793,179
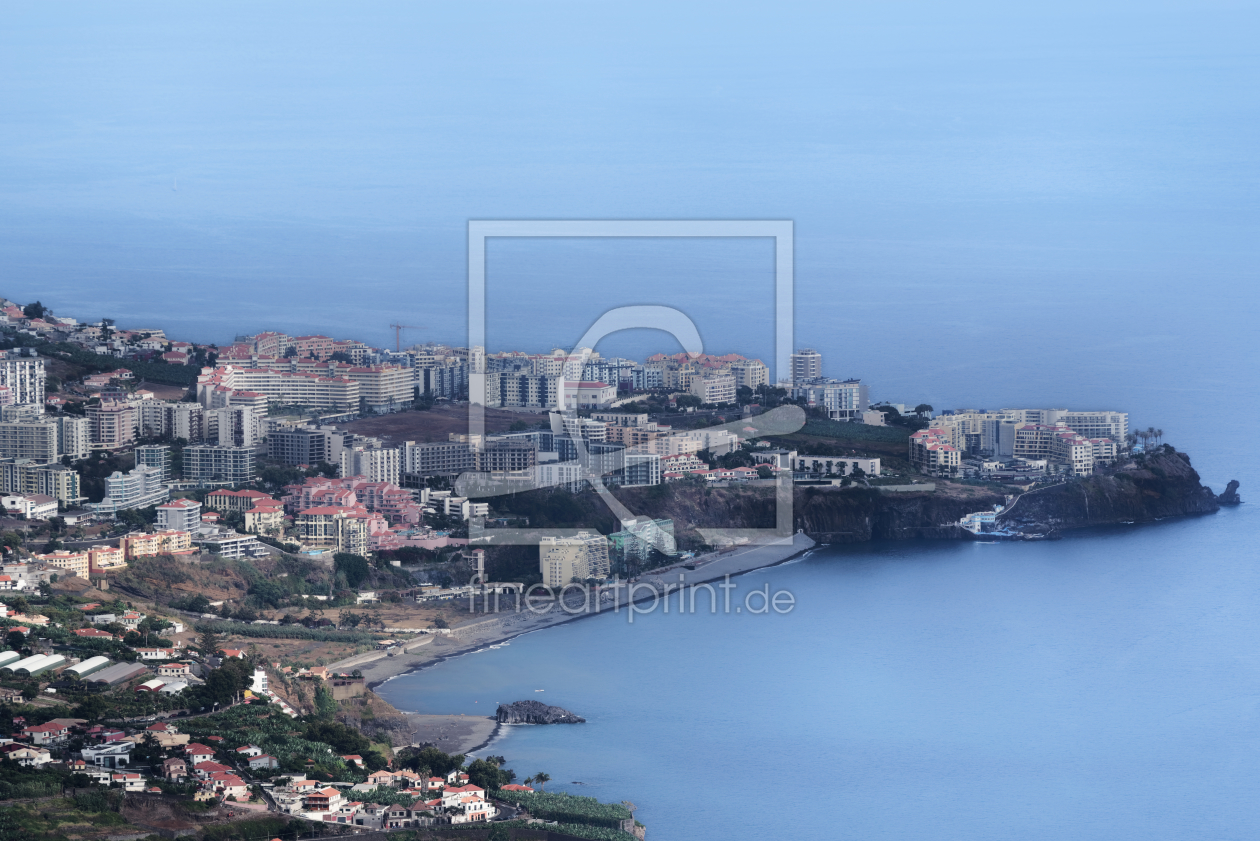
87,465,170,515
0,459,82,505
0,419,58,462
340,445,400,486
156,497,202,532
182,445,255,485
788,378,869,421
88,400,138,451
729,360,769,391
56,416,90,461
139,401,205,442
607,518,677,575
205,406,258,448
539,532,611,587
789,349,822,383
268,427,330,466
135,445,172,483
689,372,736,405
0,351,45,405
400,440,477,478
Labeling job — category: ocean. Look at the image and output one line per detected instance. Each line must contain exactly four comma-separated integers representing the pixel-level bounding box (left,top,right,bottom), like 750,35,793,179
379,508,1260,840
2,2,1258,836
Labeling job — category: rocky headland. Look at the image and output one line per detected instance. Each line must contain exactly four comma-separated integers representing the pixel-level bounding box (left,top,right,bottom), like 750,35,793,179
496,700,586,725
789,449,1239,543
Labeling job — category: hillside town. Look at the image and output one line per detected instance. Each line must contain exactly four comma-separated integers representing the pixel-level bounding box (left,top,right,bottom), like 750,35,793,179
0,294,1147,840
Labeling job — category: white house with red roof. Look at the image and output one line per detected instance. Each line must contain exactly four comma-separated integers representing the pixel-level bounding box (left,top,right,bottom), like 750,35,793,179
157,498,202,532
23,722,69,745
304,786,345,813
440,784,485,809
193,760,232,779
210,773,249,800
185,743,215,764
111,772,145,791
235,744,263,758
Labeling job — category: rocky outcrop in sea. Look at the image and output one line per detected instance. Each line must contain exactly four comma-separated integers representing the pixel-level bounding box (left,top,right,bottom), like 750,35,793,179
496,700,586,725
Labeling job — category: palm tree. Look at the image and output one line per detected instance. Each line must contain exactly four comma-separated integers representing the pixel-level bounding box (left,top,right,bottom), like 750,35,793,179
533,772,550,791
523,775,534,789
1155,428,1164,448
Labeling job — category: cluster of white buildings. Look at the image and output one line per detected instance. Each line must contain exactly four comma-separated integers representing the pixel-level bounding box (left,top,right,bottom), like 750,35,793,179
271,768,500,827
913,408,1130,478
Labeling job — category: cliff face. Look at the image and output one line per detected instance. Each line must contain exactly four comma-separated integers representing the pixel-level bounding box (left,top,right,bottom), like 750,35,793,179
497,700,586,724
794,486,1004,543
997,450,1223,532
790,450,1235,543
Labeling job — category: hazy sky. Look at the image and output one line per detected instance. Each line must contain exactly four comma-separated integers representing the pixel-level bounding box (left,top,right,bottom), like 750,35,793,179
1,1,1256,479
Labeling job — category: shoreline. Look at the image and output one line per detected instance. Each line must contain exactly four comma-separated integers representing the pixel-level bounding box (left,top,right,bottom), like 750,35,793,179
354,533,817,751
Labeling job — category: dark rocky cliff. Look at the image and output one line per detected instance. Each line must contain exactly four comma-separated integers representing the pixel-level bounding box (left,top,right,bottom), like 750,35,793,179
791,450,1237,542
997,449,1229,532
794,485,1004,543
497,700,586,725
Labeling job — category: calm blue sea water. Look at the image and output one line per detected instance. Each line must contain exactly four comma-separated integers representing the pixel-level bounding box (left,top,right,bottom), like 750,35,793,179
2,4,1258,836
380,507,1260,840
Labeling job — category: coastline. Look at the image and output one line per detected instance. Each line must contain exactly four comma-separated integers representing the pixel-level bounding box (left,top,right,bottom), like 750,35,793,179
353,533,816,751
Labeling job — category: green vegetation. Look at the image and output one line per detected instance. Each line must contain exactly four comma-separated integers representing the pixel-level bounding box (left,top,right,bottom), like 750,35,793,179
799,417,911,442
493,790,632,829
178,705,386,778
467,820,637,841
192,620,376,644
333,553,371,588
19,337,200,386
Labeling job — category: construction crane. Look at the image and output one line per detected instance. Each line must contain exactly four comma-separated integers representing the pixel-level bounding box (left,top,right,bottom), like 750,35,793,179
389,323,424,352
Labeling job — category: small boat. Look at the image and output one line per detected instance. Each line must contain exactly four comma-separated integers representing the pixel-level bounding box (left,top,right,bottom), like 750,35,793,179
534,689,545,692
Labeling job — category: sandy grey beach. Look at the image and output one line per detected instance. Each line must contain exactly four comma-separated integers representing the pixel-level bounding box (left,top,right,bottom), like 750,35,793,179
344,532,817,752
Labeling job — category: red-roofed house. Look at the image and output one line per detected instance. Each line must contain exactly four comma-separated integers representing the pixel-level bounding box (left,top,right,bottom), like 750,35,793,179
305,787,344,813
23,722,69,745
185,743,215,764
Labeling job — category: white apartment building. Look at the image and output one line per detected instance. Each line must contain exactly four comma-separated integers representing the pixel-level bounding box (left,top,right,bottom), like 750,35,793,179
56,416,90,460
789,349,822,383
562,416,608,442
182,444,255,485
341,445,401,485
728,359,769,390
790,455,881,477
1001,409,1128,444
673,427,740,456
0,419,59,462
205,406,258,448
563,381,616,410
135,445,172,482
197,365,360,411
689,372,736,405
0,353,45,405
348,365,413,410
539,532,611,587
87,465,169,515
156,498,202,532
139,401,205,441
789,378,869,421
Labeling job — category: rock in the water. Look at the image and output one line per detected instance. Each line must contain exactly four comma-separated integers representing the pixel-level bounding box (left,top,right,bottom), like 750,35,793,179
496,700,585,724
1218,480,1242,506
